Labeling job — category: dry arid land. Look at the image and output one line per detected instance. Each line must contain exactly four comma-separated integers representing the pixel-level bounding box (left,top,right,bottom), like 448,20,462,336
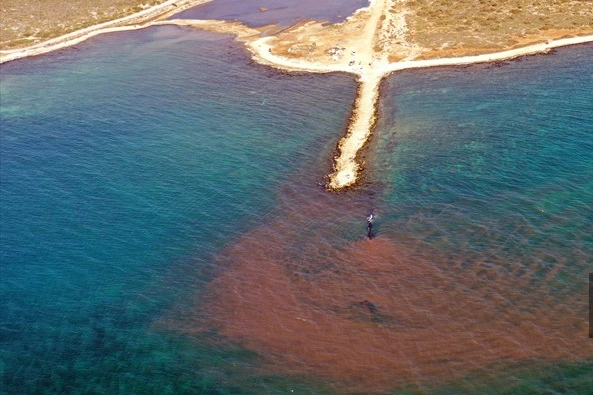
2,0,592,53
1,0,167,49
2,0,592,188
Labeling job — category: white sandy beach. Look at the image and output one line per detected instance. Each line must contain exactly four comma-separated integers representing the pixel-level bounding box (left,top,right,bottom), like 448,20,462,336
2,0,592,190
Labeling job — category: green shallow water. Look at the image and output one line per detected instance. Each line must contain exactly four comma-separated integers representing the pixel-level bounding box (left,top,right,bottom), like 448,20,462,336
1,24,592,394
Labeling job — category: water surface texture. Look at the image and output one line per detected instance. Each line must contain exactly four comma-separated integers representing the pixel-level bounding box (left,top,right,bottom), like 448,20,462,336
179,44,593,393
0,25,357,394
1,23,592,395
169,0,369,27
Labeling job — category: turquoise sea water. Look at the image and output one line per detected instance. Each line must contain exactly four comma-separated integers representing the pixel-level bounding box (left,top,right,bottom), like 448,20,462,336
1,23,592,395
0,26,357,394
373,49,593,312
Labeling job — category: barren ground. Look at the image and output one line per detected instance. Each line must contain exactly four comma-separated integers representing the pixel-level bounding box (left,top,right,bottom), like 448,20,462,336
0,0,166,49
265,0,593,61
407,0,593,58
2,0,592,53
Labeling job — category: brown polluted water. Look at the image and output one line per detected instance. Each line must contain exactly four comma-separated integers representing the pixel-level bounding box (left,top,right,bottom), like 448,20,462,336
180,176,592,393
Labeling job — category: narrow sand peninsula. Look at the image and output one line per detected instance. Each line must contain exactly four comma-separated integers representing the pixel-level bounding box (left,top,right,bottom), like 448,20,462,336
163,0,593,190
233,0,593,189
2,0,592,189
328,37,593,190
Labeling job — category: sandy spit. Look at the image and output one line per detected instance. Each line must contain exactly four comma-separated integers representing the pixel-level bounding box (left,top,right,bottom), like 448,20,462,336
325,34,593,190
2,0,592,190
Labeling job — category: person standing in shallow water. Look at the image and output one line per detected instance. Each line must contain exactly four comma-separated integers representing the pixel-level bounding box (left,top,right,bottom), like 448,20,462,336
367,212,375,239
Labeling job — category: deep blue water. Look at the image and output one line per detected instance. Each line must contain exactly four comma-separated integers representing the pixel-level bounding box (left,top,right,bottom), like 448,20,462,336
1,23,592,394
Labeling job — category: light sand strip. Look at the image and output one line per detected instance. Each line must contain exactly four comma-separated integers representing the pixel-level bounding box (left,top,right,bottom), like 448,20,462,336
328,72,382,189
2,0,592,190
0,0,211,64
327,34,593,190
325,0,389,189
381,35,593,74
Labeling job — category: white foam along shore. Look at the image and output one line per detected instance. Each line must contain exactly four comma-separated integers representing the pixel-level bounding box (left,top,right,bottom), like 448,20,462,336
2,0,592,189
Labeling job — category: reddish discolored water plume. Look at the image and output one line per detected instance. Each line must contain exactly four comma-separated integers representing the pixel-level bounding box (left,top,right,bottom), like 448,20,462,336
180,178,592,393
